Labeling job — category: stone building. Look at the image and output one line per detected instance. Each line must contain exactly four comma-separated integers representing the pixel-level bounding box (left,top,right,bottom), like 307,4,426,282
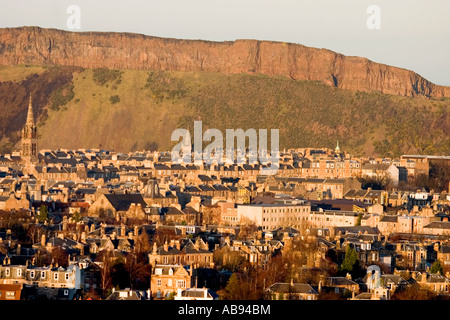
150,264,193,299
0,263,82,300
88,193,148,220
21,95,38,166
148,238,213,268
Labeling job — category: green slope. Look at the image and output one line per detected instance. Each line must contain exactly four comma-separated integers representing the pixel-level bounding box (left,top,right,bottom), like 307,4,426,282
0,65,449,157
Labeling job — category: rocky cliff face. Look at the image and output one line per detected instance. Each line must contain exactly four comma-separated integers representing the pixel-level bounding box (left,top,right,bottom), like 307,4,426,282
1,26,449,98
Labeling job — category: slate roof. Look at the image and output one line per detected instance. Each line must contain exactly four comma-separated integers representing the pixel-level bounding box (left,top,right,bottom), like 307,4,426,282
106,289,148,300
75,188,97,195
327,277,358,286
178,288,219,299
103,193,147,211
334,226,380,235
267,283,318,294
352,292,374,300
380,215,398,223
305,178,326,184
416,273,450,283
344,189,368,198
153,264,188,275
381,274,409,286
424,221,450,229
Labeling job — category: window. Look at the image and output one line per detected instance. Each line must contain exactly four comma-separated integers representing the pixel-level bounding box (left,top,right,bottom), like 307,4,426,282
168,279,172,287
54,273,59,280
6,291,15,299
64,289,69,296
157,279,162,287
155,268,162,275
5,268,10,277
41,271,46,279
17,269,22,277
30,271,35,279
65,273,70,281
177,280,186,288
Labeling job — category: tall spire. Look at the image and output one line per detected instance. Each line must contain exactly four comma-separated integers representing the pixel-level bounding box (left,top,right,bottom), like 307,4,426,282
335,140,340,153
21,92,38,165
26,93,34,124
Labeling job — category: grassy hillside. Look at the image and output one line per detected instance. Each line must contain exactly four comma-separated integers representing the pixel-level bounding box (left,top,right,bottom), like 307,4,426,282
0,65,449,157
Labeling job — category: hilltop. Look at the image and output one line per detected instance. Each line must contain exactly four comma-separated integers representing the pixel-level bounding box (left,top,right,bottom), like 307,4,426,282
1,26,449,98
0,27,448,156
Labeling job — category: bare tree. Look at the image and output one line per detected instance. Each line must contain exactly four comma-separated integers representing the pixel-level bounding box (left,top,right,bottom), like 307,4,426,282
99,250,113,298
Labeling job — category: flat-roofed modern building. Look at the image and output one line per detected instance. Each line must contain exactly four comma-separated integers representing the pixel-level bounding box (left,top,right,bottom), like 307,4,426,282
237,203,363,232
305,210,361,229
237,203,310,231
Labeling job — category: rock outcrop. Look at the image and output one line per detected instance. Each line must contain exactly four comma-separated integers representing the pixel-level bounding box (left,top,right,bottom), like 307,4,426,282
1,26,449,98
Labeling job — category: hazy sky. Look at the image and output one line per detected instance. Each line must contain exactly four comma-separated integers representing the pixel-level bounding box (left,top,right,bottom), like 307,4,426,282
1,0,449,86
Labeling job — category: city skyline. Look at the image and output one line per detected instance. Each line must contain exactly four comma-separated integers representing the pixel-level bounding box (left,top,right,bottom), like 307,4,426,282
0,0,449,306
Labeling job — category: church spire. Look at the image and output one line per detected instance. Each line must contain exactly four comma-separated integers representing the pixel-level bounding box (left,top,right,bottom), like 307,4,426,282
26,94,35,124
21,92,38,165
335,140,341,153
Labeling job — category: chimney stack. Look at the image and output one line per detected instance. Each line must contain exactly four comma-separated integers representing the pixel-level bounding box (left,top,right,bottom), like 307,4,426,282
81,232,86,243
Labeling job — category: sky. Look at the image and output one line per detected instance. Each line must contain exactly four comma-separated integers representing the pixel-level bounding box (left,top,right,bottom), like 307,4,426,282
1,0,449,86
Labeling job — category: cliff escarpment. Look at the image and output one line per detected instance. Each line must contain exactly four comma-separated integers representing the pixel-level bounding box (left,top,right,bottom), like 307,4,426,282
1,26,449,98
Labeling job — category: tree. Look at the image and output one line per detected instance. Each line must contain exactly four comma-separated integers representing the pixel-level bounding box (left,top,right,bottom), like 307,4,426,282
318,291,345,300
37,205,49,223
429,163,450,192
111,257,130,290
339,245,360,278
99,251,113,298
220,273,259,300
51,247,69,268
213,247,246,272
34,249,52,267
355,213,363,226
430,260,444,275
221,273,240,300
72,209,82,223
127,258,151,290
27,224,45,244
134,230,152,260
360,174,392,191
391,284,437,300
